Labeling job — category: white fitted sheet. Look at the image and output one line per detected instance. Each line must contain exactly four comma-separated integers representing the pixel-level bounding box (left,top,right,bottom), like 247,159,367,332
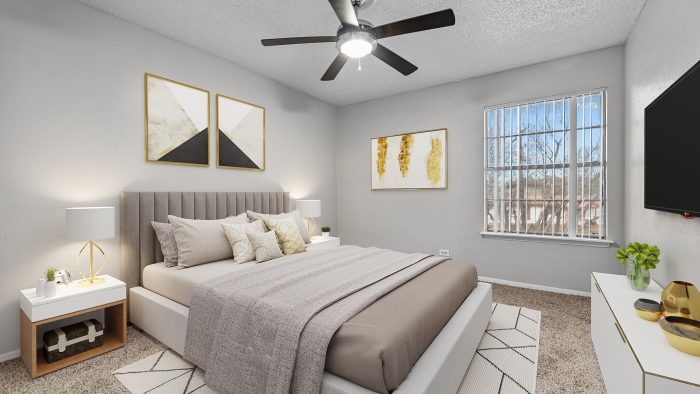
142,260,254,307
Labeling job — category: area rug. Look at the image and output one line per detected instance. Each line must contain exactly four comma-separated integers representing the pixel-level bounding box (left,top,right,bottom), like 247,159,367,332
114,303,540,394
460,303,541,394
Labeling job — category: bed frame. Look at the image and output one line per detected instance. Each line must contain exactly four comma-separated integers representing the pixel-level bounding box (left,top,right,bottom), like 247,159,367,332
121,191,492,394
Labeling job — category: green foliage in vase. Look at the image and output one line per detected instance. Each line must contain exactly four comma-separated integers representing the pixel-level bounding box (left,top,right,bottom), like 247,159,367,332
45,267,57,282
321,226,331,233
616,242,661,270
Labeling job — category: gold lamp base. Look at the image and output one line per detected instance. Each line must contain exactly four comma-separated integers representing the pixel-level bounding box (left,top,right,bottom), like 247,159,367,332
77,240,107,286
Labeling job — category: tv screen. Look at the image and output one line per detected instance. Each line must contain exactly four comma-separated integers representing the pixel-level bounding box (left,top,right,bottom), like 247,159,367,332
645,58,700,217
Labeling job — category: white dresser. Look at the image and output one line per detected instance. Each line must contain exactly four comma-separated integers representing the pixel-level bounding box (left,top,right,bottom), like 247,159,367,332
591,273,700,393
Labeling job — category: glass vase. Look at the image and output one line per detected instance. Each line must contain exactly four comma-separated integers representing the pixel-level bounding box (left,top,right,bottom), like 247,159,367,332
626,261,650,291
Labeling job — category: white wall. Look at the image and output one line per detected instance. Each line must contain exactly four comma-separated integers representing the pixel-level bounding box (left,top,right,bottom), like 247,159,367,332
0,0,338,356
625,0,700,287
337,46,626,293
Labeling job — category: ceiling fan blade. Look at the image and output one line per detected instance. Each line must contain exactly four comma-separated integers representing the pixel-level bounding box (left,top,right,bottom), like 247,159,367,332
372,44,418,76
261,36,338,46
321,53,349,81
370,9,455,39
328,0,359,27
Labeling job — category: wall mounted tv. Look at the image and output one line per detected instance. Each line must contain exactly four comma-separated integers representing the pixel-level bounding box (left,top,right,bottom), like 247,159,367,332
645,57,700,217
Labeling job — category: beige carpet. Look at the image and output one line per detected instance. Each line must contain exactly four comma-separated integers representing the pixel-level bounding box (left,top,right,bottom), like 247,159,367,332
0,283,604,393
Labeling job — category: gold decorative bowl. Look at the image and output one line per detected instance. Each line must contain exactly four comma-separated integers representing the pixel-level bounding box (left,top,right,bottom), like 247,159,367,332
661,280,700,319
634,298,664,321
659,316,700,357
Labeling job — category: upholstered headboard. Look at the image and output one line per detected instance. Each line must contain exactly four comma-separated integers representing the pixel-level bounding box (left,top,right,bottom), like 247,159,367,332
120,192,290,291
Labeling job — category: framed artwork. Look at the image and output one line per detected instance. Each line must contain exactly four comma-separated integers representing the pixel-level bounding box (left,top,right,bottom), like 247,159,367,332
144,73,210,166
371,128,447,190
216,94,265,170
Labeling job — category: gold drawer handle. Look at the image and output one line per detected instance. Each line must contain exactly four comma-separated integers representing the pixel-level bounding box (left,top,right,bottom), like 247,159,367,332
614,322,626,344
594,282,602,294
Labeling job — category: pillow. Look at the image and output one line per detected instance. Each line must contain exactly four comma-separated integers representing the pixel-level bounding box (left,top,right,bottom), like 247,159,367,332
168,213,249,268
248,231,284,263
151,221,178,267
221,220,266,264
246,209,310,243
263,216,307,255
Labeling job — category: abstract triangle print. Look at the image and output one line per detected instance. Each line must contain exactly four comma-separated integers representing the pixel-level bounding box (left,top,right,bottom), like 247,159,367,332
159,129,208,165
145,73,209,166
216,94,265,170
218,130,260,169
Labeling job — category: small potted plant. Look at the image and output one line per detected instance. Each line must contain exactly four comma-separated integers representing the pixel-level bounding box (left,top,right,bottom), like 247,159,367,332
321,226,331,238
44,267,58,298
616,242,661,291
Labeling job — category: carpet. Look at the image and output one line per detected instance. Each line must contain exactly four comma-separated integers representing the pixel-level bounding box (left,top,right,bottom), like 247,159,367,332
114,303,540,394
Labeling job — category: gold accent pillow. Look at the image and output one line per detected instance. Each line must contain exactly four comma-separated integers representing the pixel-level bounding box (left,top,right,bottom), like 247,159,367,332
263,216,307,255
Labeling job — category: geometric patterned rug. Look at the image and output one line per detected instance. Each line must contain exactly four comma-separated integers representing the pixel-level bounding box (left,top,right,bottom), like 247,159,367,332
113,349,215,394
114,303,540,394
459,304,541,394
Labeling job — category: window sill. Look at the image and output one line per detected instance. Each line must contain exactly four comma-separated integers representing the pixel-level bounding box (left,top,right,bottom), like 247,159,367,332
480,232,615,248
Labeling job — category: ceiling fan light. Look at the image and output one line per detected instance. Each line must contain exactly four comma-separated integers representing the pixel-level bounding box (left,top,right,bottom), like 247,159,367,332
337,31,376,58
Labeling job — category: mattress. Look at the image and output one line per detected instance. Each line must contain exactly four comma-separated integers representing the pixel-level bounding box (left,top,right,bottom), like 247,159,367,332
143,258,477,394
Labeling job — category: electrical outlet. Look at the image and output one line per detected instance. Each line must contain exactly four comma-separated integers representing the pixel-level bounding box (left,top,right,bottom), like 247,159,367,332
438,249,450,257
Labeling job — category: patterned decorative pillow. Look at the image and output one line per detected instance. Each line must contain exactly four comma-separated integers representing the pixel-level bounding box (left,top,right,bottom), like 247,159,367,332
221,220,266,264
151,221,178,267
263,216,307,255
246,210,310,243
247,231,284,263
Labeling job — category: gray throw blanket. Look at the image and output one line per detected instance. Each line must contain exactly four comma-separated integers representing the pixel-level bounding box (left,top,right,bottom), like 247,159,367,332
184,245,446,394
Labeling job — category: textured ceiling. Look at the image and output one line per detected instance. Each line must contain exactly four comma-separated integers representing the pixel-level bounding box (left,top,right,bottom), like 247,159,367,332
76,0,646,106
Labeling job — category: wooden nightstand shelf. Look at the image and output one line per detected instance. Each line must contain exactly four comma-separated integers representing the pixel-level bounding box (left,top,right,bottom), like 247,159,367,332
19,275,126,378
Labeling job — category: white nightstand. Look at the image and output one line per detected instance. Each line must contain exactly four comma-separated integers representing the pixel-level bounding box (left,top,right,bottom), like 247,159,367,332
19,274,126,378
307,236,341,252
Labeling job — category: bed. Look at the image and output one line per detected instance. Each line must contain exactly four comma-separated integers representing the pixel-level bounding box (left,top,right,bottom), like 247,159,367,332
121,191,492,394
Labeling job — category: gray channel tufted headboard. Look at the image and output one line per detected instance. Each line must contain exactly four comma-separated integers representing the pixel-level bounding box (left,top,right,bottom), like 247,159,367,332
120,192,290,291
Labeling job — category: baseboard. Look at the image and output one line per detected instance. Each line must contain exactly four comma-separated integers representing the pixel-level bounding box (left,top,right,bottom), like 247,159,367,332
0,349,20,363
479,276,591,297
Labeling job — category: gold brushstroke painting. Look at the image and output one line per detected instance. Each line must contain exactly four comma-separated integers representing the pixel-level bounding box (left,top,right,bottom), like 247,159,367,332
371,129,447,190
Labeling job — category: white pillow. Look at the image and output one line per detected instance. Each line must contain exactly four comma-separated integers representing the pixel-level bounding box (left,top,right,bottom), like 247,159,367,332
247,231,284,263
169,213,248,268
246,209,310,243
221,220,266,264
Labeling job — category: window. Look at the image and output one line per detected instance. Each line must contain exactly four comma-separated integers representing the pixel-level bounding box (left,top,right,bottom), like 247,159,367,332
483,90,607,242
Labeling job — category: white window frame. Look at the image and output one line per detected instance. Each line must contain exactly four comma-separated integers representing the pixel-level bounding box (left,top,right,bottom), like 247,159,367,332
480,89,613,247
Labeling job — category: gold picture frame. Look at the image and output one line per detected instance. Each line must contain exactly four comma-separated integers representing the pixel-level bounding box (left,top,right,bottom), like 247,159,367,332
144,73,210,167
370,128,448,190
216,93,266,171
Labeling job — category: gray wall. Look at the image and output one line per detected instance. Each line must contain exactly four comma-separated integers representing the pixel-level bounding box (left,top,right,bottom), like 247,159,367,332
624,0,700,287
337,46,626,292
0,0,338,356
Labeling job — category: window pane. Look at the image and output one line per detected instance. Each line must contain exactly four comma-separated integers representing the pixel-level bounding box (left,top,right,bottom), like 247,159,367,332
536,102,545,132
545,101,554,132
528,104,537,133
488,110,497,137
554,99,564,131
484,91,606,239
591,93,602,127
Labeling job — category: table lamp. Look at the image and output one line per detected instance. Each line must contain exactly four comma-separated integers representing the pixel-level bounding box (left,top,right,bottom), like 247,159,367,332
296,200,321,237
66,207,115,285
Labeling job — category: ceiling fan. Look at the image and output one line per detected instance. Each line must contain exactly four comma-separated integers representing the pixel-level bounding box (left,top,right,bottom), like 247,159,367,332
261,0,456,81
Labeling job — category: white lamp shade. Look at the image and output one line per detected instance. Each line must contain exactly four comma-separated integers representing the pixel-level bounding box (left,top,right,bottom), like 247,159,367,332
296,200,321,218
66,207,115,241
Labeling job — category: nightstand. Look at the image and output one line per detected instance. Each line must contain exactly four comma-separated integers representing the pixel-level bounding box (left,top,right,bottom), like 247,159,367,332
307,236,341,252
19,274,126,378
